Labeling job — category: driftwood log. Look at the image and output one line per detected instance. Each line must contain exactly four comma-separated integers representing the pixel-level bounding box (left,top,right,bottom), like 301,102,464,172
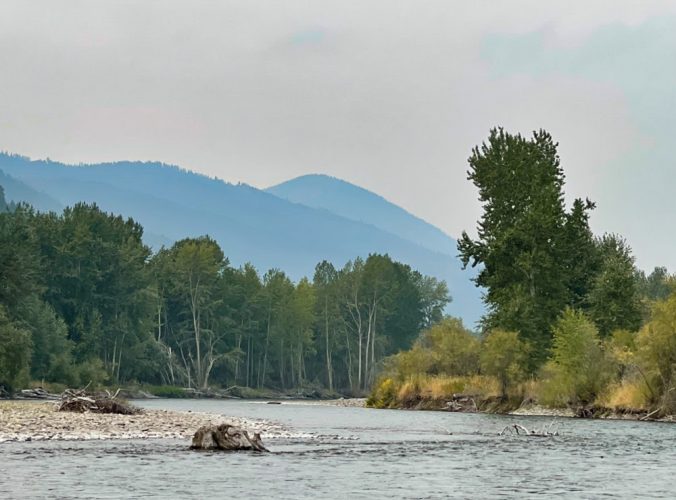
499,421,559,437
57,388,141,415
191,424,269,452
17,388,60,400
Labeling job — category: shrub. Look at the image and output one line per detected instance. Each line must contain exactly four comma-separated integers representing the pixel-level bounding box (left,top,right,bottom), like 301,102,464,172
145,385,190,398
75,358,109,388
479,329,528,398
422,318,480,376
636,293,676,413
539,309,611,407
384,318,480,381
385,346,434,380
367,378,398,408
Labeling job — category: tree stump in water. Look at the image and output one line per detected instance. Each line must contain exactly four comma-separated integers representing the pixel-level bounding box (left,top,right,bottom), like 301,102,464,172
191,424,269,452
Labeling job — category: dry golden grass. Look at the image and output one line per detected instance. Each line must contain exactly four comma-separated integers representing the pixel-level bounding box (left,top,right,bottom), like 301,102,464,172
462,375,500,398
369,374,504,409
423,376,466,400
396,379,420,404
397,374,500,402
517,378,541,401
596,380,649,410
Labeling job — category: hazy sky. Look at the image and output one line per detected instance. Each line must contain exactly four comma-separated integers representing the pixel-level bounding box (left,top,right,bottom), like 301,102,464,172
1,1,674,271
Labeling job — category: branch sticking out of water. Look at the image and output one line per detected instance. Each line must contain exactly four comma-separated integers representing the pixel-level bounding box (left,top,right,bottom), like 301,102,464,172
499,421,559,437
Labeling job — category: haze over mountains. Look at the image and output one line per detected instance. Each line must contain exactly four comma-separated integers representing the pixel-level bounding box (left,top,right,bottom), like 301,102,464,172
0,153,484,326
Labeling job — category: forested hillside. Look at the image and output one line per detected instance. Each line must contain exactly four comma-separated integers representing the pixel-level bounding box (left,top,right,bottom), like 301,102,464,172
0,168,62,213
0,153,483,325
0,188,449,394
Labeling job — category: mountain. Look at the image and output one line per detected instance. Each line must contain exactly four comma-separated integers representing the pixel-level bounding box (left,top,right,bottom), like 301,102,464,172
0,153,484,326
268,174,483,325
268,174,455,255
0,168,62,212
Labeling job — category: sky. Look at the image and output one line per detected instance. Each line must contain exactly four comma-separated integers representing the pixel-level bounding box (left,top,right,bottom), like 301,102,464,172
1,1,674,271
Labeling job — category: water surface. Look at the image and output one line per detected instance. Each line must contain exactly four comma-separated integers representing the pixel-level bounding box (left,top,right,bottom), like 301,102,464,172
2,399,674,499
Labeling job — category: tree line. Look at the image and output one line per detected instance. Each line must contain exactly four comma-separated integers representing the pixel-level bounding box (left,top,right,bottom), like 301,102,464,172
370,128,676,416
0,184,449,394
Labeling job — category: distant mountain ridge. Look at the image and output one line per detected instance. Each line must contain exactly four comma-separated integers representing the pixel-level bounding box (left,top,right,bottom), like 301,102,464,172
267,174,455,255
0,152,484,326
0,167,62,212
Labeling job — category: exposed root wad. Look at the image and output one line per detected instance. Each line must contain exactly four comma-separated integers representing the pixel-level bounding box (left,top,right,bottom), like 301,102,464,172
191,424,269,452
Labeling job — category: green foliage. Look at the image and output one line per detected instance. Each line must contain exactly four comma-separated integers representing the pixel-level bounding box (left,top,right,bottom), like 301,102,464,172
367,130,674,412
147,240,447,393
0,307,32,391
458,128,648,369
379,318,477,384
605,329,637,376
479,329,529,398
0,185,7,212
458,128,590,363
0,204,43,310
144,385,191,398
15,296,76,384
562,198,599,310
154,236,229,389
420,318,479,376
74,358,109,388
636,267,675,327
415,275,450,329
636,293,676,412
539,309,611,407
37,203,154,381
587,235,642,337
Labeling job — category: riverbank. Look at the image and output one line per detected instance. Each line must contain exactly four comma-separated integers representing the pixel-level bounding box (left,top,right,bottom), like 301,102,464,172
8,383,354,402
368,397,676,422
265,397,367,408
0,401,290,443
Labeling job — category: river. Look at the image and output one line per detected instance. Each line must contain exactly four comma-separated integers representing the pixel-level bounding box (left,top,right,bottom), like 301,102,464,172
1,399,675,499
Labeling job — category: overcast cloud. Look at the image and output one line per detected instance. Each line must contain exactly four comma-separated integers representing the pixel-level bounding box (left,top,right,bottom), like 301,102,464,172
1,1,674,270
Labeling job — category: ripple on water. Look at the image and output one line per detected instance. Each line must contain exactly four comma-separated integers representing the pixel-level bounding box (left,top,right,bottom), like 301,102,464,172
2,400,676,499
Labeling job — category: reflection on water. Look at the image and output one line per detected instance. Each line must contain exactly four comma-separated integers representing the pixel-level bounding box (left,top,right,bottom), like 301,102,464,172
2,399,675,499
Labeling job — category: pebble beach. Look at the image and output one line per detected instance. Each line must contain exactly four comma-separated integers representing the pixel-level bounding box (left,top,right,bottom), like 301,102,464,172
0,401,288,443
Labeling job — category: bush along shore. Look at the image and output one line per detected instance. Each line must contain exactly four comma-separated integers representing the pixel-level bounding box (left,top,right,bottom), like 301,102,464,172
366,310,676,423
367,376,675,422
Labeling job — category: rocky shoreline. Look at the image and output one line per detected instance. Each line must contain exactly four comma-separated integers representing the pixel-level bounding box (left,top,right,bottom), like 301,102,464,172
369,397,676,422
0,401,292,443
510,402,675,422
276,397,367,408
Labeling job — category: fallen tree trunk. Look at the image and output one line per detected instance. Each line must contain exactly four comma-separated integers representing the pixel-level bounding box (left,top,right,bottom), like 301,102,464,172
17,388,60,400
191,424,269,452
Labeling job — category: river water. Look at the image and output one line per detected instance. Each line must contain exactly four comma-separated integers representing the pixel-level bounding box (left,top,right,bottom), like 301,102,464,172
1,399,675,499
